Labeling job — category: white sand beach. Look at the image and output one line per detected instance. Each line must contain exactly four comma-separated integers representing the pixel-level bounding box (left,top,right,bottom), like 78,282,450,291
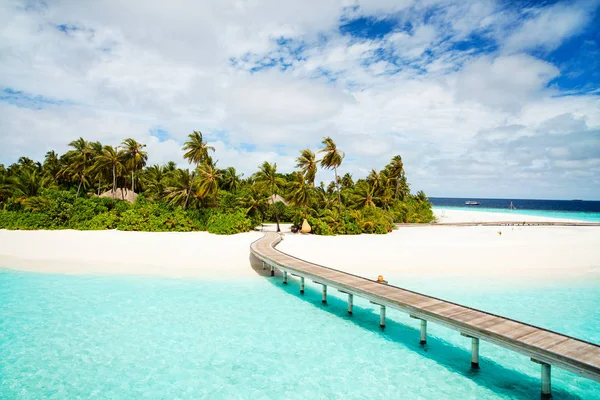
1,209,599,284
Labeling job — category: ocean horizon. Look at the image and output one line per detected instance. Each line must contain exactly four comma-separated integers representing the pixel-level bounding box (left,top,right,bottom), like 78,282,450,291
430,197,600,222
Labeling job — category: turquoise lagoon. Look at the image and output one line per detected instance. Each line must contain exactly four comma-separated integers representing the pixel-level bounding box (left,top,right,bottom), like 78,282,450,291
1,269,599,399
433,206,600,222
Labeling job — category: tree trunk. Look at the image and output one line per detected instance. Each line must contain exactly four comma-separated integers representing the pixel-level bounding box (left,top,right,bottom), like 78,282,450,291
112,163,116,205
395,177,399,200
131,168,135,193
274,198,281,233
183,171,195,210
76,178,82,198
334,166,341,206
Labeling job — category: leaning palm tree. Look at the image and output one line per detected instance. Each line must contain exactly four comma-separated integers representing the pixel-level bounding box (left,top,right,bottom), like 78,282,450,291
319,136,344,205
94,145,126,203
121,138,148,193
182,131,214,208
254,161,286,232
295,149,318,186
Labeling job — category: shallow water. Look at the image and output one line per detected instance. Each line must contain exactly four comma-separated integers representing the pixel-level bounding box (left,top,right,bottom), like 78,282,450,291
433,205,600,222
1,269,599,399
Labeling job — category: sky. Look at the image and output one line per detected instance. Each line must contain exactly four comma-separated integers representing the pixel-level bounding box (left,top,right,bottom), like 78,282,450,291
1,0,599,200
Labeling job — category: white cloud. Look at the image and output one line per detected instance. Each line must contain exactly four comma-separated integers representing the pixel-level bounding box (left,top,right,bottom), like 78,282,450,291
0,0,599,199
503,3,592,53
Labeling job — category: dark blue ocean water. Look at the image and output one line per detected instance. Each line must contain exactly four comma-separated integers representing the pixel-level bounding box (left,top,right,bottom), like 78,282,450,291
429,198,600,222
430,197,600,212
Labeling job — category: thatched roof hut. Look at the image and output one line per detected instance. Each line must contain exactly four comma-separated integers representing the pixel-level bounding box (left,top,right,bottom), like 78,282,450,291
99,188,138,204
268,194,288,206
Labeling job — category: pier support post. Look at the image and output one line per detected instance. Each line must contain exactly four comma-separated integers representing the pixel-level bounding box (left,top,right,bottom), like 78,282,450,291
410,315,427,345
262,261,265,270
379,305,386,328
420,320,427,345
471,337,480,369
283,270,288,284
300,277,305,294
347,294,353,315
532,360,551,398
321,285,327,304
270,265,274,277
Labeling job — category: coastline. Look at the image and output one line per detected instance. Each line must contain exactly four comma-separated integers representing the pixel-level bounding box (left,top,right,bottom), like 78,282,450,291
1,209,599,285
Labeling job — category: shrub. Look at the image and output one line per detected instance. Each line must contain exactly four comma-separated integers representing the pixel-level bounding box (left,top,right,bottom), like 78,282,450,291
206,210,253,235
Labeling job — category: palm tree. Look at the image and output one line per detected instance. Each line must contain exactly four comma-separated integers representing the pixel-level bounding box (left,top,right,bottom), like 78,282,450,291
351,181,378,209
89,141,104,194
386,155,405,200
182,131,214,208
43,151,61,183
196,162,222,202
142,164,167,200
121,138,148,193
94,145,125,203
66,137,92,198
9,168,51,200
254,161,286,232
220,167,242,193
287,171,311,208
164,169,196,208
340,172,354,190
319,136,344,205
296,149,318,186
164,161,177,172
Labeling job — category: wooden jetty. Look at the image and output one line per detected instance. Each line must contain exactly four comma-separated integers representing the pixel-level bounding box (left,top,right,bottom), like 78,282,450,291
250,232,600,398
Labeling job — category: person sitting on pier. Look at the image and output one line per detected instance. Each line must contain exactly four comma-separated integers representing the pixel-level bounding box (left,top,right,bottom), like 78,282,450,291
377,275,388,284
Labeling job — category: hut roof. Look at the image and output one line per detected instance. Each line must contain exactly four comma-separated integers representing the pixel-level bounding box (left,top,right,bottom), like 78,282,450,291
99,188,138,204
268,194,289,206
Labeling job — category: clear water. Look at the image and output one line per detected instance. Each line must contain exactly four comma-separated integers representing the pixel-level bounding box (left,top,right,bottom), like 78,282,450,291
1,269,599,399
433,206,600,222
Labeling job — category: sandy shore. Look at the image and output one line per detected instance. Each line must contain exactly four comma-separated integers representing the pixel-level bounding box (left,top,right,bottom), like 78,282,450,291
433,207,583,223
1,210,599,284
0,230,264,279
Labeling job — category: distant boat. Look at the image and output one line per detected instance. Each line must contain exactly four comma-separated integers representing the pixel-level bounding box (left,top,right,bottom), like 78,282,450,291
465,201,480,205
572,198,583,201
509,201,516,210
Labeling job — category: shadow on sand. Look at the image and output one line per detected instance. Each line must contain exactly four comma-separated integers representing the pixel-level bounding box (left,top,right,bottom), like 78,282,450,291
249,254,583,400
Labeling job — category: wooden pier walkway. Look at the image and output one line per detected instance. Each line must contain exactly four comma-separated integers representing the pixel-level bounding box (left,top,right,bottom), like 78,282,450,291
250,232,600,398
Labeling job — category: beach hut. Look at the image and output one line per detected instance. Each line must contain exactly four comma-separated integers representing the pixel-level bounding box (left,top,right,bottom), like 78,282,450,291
99,188,138,204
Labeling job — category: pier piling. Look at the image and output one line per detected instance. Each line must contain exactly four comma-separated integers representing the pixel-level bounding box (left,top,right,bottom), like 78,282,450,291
380,305,386,328
283,270,288,284
348,293,353,315
300,277,305,294
471,337,480,369
532,359,552,398
322,284,327,304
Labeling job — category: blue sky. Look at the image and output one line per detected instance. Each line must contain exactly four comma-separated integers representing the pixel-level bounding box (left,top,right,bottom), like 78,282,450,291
0,0,599,199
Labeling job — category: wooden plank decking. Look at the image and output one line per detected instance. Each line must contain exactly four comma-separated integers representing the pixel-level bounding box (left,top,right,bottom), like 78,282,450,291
250,232,600,386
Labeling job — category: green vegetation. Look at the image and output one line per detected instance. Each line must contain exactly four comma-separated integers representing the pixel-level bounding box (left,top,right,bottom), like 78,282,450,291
0,134,434,234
